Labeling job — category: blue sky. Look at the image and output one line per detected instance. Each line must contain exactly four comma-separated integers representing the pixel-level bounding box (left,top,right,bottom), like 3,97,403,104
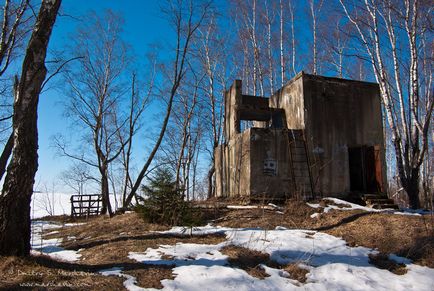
37,0,172,191
35,0,315,192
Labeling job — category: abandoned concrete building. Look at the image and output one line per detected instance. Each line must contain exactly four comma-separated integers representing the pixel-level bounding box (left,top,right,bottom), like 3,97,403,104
215,72,387,200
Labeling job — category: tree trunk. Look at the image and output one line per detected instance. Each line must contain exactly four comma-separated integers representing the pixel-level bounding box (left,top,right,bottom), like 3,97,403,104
100,165,112,216
0,133,13,181
0,0,61,257
403,168,420,209
207,165,215,198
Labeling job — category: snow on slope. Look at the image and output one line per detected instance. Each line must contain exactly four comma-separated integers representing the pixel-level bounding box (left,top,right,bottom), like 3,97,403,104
122,226,434,291
307,197,433,216
30,220,83,262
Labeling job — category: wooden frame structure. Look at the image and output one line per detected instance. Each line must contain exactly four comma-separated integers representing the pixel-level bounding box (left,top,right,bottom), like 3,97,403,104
70,194,102,217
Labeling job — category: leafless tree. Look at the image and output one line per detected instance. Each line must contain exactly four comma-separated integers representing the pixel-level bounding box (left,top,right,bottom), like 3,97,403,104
122,0,212,208
288,0,297,78
340,0,434,209
197,14,227,198
278,0,285,85
0,0,61,256
231,0,266,96
319,11,349,78
263,0,276,95
308,0,324,75
60,162,94,195
56,10,131,216
118,72,152,206
0,0,32,179
35,182,60,217
151,69,204,201
174,75,202,188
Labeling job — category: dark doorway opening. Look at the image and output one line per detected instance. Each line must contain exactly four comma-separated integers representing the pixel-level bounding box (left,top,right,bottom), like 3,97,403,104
348,145,383,193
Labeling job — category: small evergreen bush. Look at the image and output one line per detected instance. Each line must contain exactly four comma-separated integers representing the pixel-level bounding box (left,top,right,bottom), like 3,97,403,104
135,167,202,227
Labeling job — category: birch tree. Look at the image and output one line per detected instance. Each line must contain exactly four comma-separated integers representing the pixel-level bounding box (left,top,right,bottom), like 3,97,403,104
0,0,31,179
0,0,61,256
197,14,226,198
340,0,434,209
308,0,324,75
288,0,297,78
263,0,276,95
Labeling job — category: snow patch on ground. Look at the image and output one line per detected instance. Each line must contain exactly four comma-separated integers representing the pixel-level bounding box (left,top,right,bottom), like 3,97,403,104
99,267,147,291
227,203,283,211
324,197,383,213
394,208,433,216
31,220,82,262
159,224,231,236
126,225,434,291
129,243,228,267
308,197,432,217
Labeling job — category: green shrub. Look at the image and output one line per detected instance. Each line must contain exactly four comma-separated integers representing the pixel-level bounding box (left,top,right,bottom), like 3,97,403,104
135,167,203,227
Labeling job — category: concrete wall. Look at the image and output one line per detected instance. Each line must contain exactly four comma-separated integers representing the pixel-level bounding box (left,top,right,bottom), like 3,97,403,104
215,128,293,199
248,128,293,199
301,74,386,196
224,80,242,141
270,74,305,130
215,131,251,198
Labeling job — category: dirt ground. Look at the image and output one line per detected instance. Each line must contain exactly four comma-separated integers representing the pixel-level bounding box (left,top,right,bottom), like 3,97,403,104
1,201,433,290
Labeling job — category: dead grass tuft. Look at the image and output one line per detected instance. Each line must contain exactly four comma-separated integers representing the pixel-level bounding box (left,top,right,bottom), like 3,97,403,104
220,245,310,283
283,263,309,283
221,245,271,279
124,268,174,289
368,253,407,275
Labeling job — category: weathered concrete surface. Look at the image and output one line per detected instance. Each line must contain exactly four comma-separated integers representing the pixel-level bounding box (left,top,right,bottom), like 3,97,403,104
224,80,242,141
301,74,386,196
216,72,386,200
215,132,251,198
248,128,293,199
270,75,305,130
215,128,294,199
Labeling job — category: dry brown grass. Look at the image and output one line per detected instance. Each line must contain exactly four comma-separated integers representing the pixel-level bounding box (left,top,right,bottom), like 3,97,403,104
283,263,309,283
0,256,125,290
221,245,271,279
220,245,309,283
215,200,318,229
323,212,434,267
19,211,227,289
78,233,226,265
43,212,168,248
124,268,174,289
368,253,407,275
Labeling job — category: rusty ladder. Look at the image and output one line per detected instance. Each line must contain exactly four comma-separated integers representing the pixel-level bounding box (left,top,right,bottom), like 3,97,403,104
286,129,315,200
